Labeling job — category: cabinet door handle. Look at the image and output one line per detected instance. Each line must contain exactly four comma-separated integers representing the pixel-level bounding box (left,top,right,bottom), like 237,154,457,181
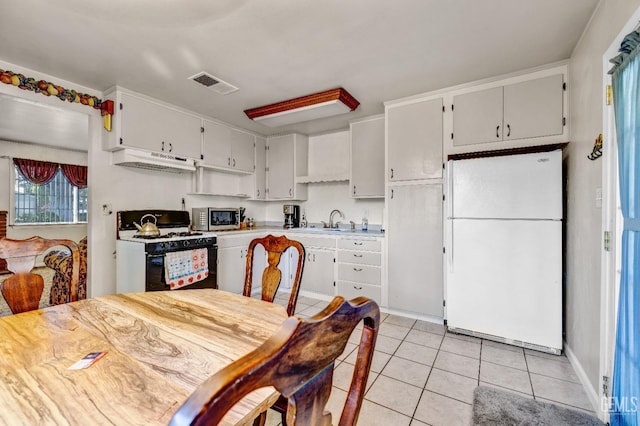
228,157,231,166
354,285,363,290
169,142,173,152
353,185,356,196
289,188,293,196
506,124,511,137
353,267,363,272
496,125,500,138
353,242,363,246
313,253,316,262
391,188,394,199
353,254,363,258
390,168,394,179
308,253,312,262
162,141,165,151
257,189,260,197
233,158,236,167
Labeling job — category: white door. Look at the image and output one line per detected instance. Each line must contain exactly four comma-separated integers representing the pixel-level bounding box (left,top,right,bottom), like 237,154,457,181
387,98,443,182
452,86,503,146
217,246,245,294
162,108,202,159
300,248,335,296
202,120,231,168
267,135,294,199
387,183,443,316
120,92,168,152
503,74,564,141
230,129,255,173
351,116,385,197
446,219,562,350
450,150,562,219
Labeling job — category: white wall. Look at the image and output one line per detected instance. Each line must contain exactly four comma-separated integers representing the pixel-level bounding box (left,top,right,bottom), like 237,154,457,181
0,140,87,242
567,0,640,400
264,129,384,227
89,138,193,296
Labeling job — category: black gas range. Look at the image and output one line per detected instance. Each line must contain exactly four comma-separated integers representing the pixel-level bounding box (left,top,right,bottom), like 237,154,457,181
116,210,217,293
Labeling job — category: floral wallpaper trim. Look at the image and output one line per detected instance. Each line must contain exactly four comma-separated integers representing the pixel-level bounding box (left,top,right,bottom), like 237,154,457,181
0,68,103,110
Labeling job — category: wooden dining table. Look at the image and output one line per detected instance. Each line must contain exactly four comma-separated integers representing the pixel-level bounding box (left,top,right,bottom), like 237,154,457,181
0,289,289,425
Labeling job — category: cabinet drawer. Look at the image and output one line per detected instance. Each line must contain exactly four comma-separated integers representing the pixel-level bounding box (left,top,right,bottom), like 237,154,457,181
337,238,381,252
337,250,381,266
337,264,381,285
292,235,337,250
337,281,381,304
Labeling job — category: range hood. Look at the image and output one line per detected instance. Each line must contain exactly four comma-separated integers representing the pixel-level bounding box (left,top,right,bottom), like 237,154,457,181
112,148,196,173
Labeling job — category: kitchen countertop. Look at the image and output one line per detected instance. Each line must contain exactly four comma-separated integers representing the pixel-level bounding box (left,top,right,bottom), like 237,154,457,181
212,226,385,238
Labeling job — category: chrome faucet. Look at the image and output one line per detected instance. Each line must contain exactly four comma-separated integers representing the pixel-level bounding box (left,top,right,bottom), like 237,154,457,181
328,209,344,229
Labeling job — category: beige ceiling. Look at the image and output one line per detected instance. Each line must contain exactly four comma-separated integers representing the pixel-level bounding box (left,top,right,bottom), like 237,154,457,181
0,0,598,140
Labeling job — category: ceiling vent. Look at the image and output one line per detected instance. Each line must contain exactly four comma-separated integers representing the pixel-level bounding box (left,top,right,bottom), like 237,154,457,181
189,72,239,95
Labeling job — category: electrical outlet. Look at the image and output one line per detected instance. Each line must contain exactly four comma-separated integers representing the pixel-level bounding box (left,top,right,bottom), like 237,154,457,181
102,204,113,216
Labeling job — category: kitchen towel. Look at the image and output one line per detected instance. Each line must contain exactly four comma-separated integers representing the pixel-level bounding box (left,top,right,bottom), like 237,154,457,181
164,248,208,290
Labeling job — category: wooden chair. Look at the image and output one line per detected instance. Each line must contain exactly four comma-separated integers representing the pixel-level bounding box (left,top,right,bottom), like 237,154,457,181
169,296,380,426
0,237,80,314
243,234,305,316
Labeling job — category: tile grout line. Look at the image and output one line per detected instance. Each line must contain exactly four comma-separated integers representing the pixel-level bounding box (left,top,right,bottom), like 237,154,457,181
524,349,537,399
409,323,446,424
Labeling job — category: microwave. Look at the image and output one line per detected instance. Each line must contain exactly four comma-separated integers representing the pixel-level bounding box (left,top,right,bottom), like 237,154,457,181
192,208,241,231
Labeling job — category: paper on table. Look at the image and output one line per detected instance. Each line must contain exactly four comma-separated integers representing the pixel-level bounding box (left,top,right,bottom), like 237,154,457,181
68,352,107,370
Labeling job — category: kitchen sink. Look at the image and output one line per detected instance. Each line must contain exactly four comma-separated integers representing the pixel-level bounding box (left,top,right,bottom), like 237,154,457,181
291,227,342,232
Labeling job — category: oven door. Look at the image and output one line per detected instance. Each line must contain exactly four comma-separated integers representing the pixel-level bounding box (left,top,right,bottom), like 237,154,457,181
210,209,240,230
145,246,218,292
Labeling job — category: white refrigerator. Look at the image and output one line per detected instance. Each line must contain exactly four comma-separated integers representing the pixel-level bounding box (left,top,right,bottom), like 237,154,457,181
445,149,563,353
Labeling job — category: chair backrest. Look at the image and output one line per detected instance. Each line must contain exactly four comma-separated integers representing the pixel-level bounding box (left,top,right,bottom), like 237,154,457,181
170,296,380,426
243,234,305,316
0,237,80,314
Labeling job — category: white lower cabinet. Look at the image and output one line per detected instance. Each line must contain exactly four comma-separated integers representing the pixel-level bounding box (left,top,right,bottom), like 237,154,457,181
336,282,381,302
215,232,385,306
216,234,265,294
387,184,443,316
336,237,382,305
301,248,335,296
291,234,336,297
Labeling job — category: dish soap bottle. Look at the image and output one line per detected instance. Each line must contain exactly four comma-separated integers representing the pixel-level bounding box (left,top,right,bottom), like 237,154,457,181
361,211,368,232
300,212,308,228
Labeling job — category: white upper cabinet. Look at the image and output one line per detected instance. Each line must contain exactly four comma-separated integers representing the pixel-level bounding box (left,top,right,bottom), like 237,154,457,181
230,129,256,172
452,74,564,146
503,74,564,141
350,115,384,198
452,87,503,145
106,91,201,159
266,134,308,200
202,119,255,173
387,98,443,182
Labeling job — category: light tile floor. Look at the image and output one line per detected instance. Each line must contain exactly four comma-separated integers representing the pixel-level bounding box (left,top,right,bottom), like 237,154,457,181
264,293,595,426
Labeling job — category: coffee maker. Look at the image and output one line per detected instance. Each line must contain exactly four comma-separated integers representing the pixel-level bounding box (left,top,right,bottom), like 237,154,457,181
283,204,300,228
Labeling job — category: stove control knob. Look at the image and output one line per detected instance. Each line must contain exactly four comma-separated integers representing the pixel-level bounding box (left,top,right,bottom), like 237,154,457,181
183,240,190,247
170,241,178,249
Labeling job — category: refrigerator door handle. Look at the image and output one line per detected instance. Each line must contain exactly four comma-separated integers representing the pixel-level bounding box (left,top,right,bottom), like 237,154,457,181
447,220,454,273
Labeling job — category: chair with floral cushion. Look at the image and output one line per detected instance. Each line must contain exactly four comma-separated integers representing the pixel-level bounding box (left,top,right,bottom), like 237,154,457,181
0,236,80,314
44,236,87,304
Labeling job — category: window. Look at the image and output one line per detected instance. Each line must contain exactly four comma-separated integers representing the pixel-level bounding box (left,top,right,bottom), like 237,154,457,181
13,163,88,224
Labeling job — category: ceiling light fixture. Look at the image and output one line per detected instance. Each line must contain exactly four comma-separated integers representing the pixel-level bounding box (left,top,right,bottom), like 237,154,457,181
244,88,360,127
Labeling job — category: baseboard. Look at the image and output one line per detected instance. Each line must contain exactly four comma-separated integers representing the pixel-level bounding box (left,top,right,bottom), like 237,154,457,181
564,341,602,418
